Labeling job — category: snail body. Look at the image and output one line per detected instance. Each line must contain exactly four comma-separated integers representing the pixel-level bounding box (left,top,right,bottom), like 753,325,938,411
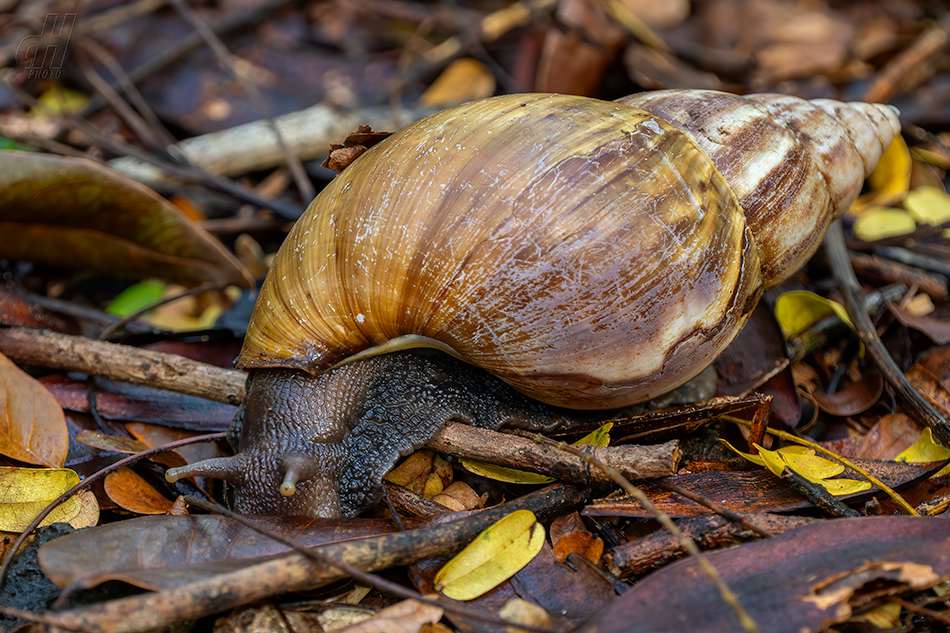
166,91,900,518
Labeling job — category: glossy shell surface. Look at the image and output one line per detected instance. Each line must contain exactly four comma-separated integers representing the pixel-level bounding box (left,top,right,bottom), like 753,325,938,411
618,89,900,285
238,92,900,409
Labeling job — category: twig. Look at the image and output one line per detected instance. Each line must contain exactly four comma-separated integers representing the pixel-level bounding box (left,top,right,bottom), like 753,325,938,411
849,252,947,300
36,484,590,633
603,513,815,580
874,246,950,279
74,37,179,156
105,101,436,195
825,221,950,446
184,496,558,633
659,481,773,537
0,0,168,68
167,0,315,202
2,81,305,219
430,422,681,483
0,328,246,405
862,13,950,103
0,433,227,591
74,0,299,121
0,328,677,485
890,597,950,625
514,431,761,633
779,467,861,518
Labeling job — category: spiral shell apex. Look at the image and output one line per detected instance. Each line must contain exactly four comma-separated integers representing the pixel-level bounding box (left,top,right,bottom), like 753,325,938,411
617,89,900,286
238,92,900,410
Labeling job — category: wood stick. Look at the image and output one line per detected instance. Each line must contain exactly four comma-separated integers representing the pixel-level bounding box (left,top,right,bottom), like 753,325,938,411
0,327,246,405
107,102,436,188
603,513,816,579
0,327,678,483
41,484,590,633
432,421,680,482
849,251,948,299
825,222,950,444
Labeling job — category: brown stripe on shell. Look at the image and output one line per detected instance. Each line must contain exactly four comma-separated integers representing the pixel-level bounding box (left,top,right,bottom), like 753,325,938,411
810,99,884,176
618,89,836,287
238,93,763,409
745,93,865,216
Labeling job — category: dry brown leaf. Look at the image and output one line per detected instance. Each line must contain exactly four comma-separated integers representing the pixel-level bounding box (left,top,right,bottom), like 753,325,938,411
0,351,67,467
384,450,452,497
498,598,554,631
612,0,688,28
579,516,950,633
104,467,175,515
334,599,443,633
432,482,483,512
552,530,604,565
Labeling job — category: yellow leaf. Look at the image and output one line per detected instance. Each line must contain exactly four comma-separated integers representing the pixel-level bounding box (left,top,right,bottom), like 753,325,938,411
573,422,613,447
896,427,950,463
781,449,845,480
904,186,950,226
0,467,82,532
774,290,855,340
723,441,869,496
29,86,89,118
419,58,496,107
815,477,872,495
461,423,612,484
719,439,765,467
855,601,902,629
852,207,917,242
896,428,950,477
851,136,911,214
755,445,788,478
434,510,545,600
460,461,555,485
911,147,950,170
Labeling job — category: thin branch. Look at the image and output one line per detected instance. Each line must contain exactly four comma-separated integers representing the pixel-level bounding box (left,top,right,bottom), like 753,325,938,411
512,430,761,633
36,485,590,633
167,0,315,202
0,433,227,591
184,496,560,633
825,221,950,445
0,328,246,405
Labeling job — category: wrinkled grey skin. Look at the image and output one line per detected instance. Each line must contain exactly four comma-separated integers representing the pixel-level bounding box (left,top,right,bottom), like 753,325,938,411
230,349,590,518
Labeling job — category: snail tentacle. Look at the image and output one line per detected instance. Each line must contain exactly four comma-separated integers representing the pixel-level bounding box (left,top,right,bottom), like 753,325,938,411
164,91,902,519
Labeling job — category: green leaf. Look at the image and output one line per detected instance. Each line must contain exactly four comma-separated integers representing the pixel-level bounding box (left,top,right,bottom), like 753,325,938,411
106,280,167,317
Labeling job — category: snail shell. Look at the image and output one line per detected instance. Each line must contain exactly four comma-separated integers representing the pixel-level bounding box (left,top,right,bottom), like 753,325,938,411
238,92,898,408
167,91,900,518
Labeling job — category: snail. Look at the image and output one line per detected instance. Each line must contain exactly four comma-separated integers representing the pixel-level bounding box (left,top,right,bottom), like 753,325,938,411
166,90,900,518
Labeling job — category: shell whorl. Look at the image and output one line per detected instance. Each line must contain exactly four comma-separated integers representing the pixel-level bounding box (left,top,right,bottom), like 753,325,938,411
617,89,900,286
238,92,899,409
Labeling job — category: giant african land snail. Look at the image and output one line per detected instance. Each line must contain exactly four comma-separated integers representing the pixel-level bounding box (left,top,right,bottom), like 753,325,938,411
166,90,901,518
